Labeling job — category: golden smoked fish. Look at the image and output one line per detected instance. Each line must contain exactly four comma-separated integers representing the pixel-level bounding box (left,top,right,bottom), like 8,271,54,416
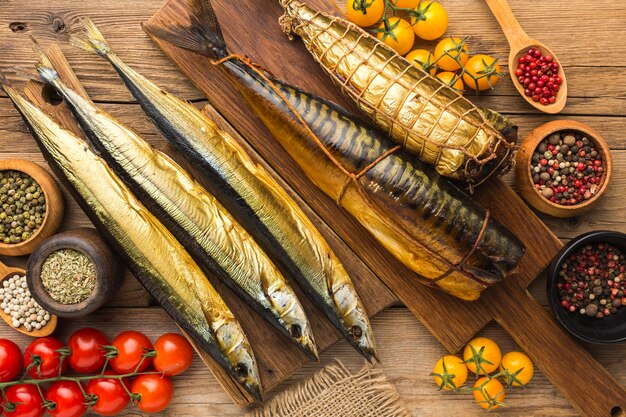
34,49,318,360
73,18,378,361
277,0,518,188
0,75,262,399
142,0,524,301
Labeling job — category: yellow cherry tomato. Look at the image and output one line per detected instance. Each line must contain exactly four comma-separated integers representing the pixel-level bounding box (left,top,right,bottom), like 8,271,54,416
411,1,448,41
434,37,469,71
463,337,501,375
377,18,415,55
463,54,501,91
499,351,534,387
391,0,419,8
405,49,437,75
431,355,468,390
473,377,506,410
436,71,464,92
346,0,385,28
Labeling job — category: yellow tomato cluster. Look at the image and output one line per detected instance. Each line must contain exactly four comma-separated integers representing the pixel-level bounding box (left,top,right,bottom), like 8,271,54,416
431,337,534,412
346,1,501,94
407,38,500,94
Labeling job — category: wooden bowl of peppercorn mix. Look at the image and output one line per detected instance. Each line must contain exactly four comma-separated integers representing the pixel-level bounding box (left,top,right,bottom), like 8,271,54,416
0,159,65,256
515,120,612,218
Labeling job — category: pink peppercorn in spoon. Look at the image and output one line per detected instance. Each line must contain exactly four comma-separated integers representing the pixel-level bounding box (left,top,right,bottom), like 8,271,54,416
485,0,568,114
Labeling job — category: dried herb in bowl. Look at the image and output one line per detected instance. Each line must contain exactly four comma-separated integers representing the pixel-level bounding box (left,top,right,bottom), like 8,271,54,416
40,249,96,305
0,170,46,244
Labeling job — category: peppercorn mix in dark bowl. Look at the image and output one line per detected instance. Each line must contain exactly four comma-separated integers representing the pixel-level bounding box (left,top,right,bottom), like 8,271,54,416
548,231,626,344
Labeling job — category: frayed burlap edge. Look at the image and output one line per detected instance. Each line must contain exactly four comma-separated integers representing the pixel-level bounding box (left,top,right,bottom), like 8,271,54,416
247,360,410,417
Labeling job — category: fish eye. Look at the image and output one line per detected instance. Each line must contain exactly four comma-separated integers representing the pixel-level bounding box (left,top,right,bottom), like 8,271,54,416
350,325,362,338
290,324,302,339
233,363,248,378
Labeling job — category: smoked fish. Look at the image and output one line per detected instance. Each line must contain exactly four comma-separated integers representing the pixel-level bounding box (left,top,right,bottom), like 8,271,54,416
72,19,378,361
0,74,262,399
34,49,318,360
142,0,525,301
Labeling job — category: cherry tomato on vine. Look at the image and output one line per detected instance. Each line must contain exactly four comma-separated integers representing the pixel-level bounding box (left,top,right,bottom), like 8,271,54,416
346,0,385,28
499,351,534,387
131,374,174,413
68,328,110,374
86,371,130,416
377,17,415,55
1,384,45,417
411,1,448,41
463,337,501,375
24,337,67,379
463,54,500,91
473,377,505,410
391,0,419,8
405,49,437,75
431,355,467,390
153,333,193,376
436,71,464,92
109,331,153,374
0,339,23,382
46,381,88,417
434,37,468,71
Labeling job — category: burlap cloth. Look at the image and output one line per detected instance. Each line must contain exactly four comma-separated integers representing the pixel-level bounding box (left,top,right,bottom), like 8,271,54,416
247,361,410,417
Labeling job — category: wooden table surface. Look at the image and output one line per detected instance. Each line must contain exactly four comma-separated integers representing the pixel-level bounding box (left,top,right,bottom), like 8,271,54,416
1,0,625,415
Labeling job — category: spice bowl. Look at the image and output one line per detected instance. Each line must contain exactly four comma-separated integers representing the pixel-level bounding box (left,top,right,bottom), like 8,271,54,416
515,120,612,218
0,261,57,337
0,159,65,256
27,228,122,318
547,231,626,344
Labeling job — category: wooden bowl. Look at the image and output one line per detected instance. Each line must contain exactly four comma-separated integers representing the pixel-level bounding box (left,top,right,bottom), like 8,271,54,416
0,261,57,337
0,159,65,256
515,120,612,218
27,228,123,318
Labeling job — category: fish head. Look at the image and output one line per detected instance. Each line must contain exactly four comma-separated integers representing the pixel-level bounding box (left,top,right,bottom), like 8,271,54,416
214,320,262,400
266,285,319,360
332,282,379,362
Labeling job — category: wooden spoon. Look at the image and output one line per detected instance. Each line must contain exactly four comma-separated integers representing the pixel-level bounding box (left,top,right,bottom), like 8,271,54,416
0,261,57,337
485,0,567,114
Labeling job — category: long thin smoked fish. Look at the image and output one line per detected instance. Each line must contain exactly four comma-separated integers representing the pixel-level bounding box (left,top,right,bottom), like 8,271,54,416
73,18,378,361
142,0,524,301
277,0,518,188
0,75,262,399
34,48,318,360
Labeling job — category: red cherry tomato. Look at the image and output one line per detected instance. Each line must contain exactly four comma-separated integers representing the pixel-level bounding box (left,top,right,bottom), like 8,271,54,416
153,333,193,376
0,339,23,382
86,371,130,416
45,381,87,417
1,384,45,417
68,328,110,374
24,337,67,379
131,374,174,413
109,331,153,374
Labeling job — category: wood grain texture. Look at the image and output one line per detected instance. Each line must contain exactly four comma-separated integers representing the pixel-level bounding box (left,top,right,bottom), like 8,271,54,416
0,0,625,415
145,0,626,413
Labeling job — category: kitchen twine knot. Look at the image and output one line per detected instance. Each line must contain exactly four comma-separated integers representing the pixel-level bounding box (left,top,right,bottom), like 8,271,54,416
211,52,494,289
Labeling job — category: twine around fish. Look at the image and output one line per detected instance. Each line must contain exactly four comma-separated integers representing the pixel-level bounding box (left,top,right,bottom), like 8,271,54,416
211,53,494,290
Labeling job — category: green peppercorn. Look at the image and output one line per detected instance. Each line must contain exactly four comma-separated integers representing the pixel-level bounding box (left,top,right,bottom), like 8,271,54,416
0,170,46,244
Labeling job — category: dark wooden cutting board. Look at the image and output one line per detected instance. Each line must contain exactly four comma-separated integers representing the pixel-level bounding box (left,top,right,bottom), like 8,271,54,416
22,0,626,413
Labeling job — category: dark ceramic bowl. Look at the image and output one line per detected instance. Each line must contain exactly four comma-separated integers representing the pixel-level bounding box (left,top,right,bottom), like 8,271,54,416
547,230,626,344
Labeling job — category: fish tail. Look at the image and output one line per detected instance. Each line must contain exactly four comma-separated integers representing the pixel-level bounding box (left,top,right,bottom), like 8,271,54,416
70,18,113,57
31,40,61,86
142,0,228,60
